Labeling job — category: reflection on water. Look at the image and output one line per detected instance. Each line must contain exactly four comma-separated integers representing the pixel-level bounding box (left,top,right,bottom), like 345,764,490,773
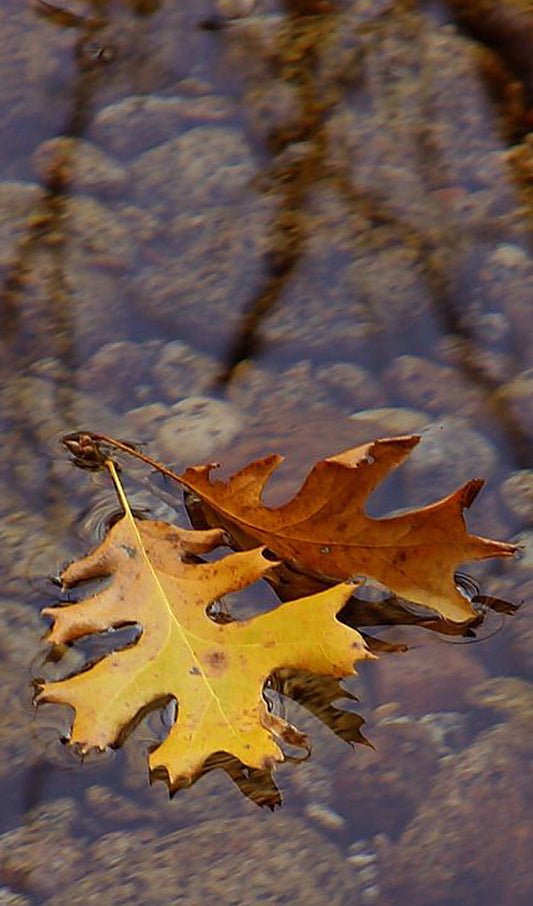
1,0,533,904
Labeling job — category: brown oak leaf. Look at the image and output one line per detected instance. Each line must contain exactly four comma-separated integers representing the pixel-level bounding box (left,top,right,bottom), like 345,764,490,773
178,435,516,623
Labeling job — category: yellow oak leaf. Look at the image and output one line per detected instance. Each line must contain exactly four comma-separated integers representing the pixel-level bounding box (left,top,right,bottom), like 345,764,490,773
178,435,517,623
36,462,371,788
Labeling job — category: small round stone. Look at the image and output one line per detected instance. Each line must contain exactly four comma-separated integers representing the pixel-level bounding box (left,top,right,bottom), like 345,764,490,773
401,416,497,505
501,470,533,520
156,396,243,464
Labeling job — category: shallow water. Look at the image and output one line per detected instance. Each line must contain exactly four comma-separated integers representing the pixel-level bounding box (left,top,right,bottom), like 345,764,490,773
1,1,533,904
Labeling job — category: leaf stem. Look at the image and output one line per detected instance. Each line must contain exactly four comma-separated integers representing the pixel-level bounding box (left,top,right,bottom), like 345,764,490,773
63,431,186,486
105,458,132,516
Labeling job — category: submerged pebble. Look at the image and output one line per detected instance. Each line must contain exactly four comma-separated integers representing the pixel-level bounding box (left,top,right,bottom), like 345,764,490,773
401,416,497,505
372,643,487,718
78,341,161,409
316,363,386,412
20,813,359,905
381,675,533,905
305,802,346,832
500,469,533,520
92,94,235,158
32,138,127,196
132,126,255,211
496,368,533,434
132,200,269,345
384,355,484,419
332,717,441,839
152,340,218,403
155,396,243,464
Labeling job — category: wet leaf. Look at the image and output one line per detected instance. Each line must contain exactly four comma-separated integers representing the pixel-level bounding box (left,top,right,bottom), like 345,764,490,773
36,462,371,789
178,435,517,623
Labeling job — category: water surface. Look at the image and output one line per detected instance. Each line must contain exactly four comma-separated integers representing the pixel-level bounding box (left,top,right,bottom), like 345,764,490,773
1,1,533,904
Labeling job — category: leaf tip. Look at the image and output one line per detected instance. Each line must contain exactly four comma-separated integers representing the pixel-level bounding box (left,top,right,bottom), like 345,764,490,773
460,478,485,509
181,461,220,480
371,433,421,454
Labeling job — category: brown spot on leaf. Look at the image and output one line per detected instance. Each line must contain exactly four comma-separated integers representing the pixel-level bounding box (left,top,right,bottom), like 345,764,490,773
204,650,227,674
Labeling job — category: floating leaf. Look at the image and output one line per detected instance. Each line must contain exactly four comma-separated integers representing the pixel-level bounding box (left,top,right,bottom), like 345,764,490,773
36,462,371,790
179,436,516,622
